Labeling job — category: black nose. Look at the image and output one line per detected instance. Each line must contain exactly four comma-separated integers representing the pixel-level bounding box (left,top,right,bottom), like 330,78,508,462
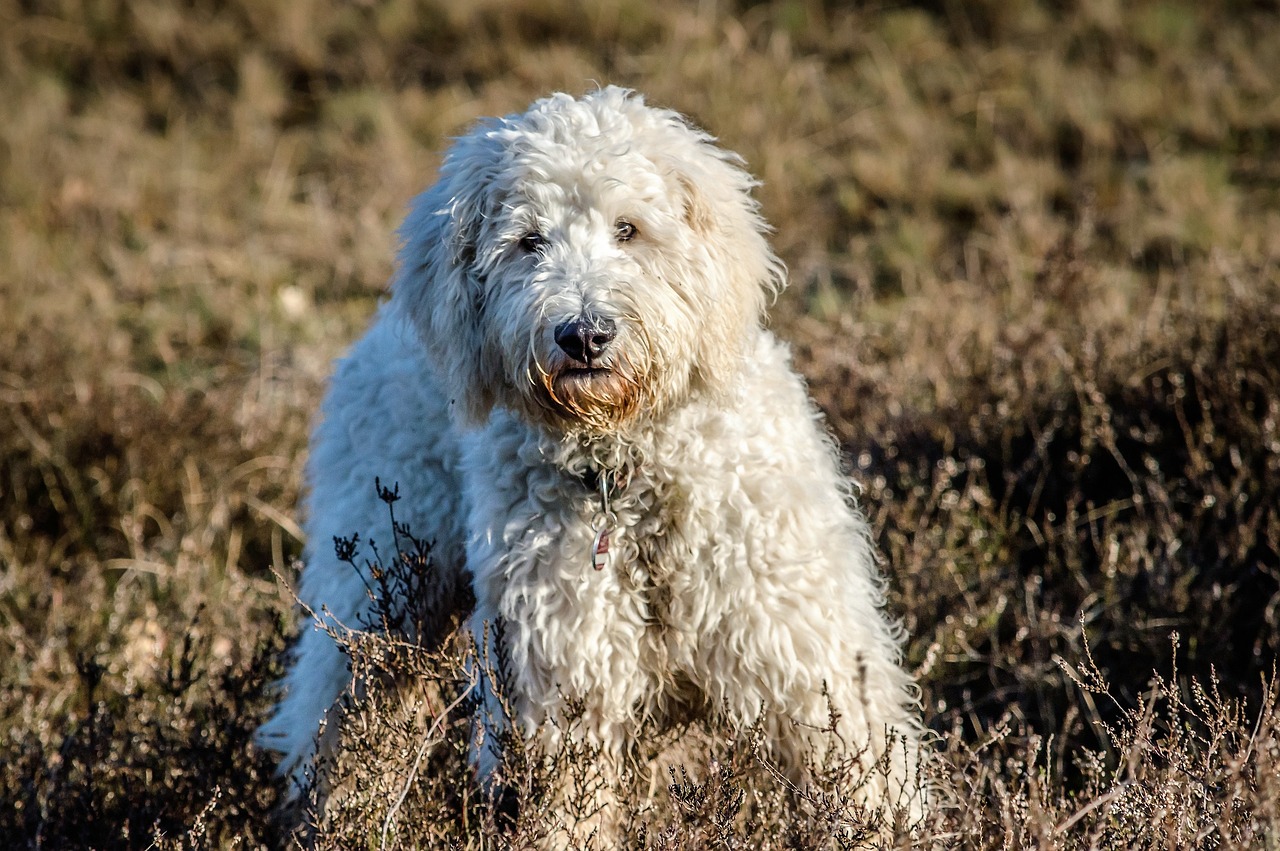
554,317,617,364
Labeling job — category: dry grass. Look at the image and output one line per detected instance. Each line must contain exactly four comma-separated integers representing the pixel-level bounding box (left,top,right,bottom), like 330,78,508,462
2,0,1279,847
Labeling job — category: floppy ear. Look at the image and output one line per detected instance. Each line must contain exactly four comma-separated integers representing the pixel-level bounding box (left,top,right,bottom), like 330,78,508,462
660,118,787,310
656,116,788,391
391,127,507,425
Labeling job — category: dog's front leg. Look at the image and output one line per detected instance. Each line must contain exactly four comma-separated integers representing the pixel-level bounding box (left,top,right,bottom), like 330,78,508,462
466,607,628,850
466,609,512,787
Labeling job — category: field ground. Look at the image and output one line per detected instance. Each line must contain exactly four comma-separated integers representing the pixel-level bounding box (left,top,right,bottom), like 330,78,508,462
2,0,1279,847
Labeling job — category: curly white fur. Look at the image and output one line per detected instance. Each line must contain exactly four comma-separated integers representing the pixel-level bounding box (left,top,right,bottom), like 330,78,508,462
258,87,926,835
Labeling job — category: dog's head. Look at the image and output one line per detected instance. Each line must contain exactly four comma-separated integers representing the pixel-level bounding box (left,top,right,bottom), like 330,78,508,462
393,87,785,433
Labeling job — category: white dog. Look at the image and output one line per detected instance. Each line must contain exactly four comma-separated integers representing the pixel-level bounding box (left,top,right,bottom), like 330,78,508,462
258,87,926,836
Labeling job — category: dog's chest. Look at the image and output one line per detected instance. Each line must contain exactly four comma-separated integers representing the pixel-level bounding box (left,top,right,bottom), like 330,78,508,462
600,475,683,592
496,449,723,718
604,478,711,696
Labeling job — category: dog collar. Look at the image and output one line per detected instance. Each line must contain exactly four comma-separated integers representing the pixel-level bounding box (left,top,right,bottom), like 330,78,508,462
580,466,629,496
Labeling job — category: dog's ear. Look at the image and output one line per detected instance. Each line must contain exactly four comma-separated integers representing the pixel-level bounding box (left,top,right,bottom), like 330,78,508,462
391,128,506,425
658,122,788,392
660,121,787,307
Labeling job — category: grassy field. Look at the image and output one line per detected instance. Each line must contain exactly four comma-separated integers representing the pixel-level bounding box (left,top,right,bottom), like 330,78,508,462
2,0,1279,847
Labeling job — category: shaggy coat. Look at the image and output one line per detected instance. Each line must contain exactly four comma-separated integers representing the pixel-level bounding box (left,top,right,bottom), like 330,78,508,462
258,87,926,835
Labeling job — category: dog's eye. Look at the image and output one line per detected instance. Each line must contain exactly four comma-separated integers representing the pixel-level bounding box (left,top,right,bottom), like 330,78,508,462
614,220,638,242
519,232,547,253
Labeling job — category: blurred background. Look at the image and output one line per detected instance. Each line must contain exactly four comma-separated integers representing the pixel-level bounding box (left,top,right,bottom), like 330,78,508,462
2,0,1278,846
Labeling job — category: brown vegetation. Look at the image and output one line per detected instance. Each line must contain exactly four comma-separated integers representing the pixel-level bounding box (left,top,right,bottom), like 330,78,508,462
2,0,1278,847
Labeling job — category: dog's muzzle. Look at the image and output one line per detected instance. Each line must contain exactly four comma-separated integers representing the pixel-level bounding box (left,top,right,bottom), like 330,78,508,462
537,314,640,429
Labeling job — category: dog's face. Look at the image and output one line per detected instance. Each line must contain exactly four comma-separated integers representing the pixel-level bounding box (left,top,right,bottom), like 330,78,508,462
394,87,785,433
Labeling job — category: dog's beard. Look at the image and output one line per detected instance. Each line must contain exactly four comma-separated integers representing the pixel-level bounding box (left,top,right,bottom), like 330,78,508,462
532,356,646,432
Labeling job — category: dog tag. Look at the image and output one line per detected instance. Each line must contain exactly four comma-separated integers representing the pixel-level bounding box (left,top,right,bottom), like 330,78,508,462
591,526,611,571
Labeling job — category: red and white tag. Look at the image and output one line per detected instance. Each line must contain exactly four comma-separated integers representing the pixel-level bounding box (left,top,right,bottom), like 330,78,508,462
591,525,611,571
